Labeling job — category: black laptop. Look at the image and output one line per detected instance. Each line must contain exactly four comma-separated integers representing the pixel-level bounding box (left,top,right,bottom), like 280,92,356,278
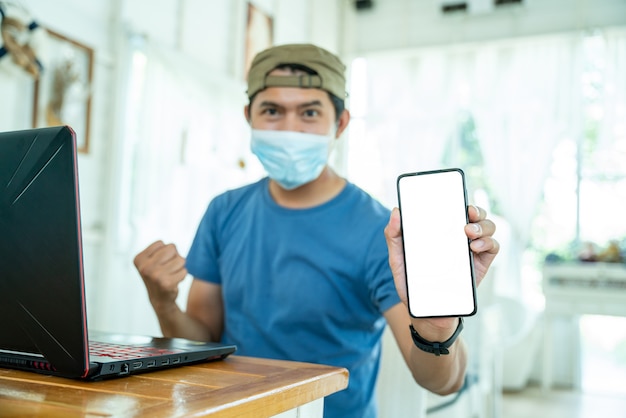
0,126,236,380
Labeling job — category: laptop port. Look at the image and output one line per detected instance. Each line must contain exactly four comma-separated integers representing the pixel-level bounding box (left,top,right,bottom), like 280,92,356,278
147,360,156,368
132,361,143,369
120,363,130,375
161,359,170,366
172,357,181,364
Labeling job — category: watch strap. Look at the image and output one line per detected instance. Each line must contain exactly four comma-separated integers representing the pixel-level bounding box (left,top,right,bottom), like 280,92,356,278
409,318,464,356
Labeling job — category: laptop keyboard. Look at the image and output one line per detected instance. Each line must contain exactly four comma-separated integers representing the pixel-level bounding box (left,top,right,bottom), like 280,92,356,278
89,340,182,360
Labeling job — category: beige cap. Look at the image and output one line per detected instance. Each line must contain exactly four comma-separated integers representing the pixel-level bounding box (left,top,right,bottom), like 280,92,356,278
246,43,346,99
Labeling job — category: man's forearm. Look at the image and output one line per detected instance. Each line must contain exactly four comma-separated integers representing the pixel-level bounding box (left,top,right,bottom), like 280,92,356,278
408,337,468,395
154,303,215,342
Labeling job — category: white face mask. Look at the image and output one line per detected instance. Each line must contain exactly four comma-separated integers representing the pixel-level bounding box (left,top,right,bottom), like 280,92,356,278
250,129,334,190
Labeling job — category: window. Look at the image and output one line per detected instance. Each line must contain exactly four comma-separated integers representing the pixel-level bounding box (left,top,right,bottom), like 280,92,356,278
526,32,626,304
527,31,626,395
441,110,500,215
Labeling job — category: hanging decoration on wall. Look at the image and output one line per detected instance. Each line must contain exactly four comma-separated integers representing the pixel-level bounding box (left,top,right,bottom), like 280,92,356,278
241,2,273,170
32,28,93,154
244,2,273,79
0,1,45,78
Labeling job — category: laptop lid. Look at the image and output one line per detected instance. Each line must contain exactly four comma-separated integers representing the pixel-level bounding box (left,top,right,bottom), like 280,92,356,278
0,126,235,380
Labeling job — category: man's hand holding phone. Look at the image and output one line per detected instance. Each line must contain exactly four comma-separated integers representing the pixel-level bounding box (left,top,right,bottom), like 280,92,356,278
384,170,499,337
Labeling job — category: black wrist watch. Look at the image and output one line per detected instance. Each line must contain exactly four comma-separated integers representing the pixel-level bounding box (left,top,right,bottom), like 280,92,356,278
409,318,464,356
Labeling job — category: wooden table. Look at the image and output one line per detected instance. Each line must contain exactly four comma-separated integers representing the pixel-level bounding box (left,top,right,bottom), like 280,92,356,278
0,355,349,417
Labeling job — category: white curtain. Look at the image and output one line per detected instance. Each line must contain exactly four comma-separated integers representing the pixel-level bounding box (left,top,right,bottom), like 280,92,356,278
347,32,584,298
598,27,626,159
470,35,584,296
96,36,262,336
347,49,462,208
127,42,256,254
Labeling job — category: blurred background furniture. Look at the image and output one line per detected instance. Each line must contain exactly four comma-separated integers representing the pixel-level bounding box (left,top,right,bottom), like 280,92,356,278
542,262,626,390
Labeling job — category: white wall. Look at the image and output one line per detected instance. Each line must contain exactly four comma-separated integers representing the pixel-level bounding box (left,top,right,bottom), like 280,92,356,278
343,0,626,54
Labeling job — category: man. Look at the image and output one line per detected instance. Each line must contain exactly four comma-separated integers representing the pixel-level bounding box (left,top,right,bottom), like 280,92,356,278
134,43,499,418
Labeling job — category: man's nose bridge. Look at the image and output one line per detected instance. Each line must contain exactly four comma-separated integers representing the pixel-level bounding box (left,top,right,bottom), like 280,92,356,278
281,110,302,132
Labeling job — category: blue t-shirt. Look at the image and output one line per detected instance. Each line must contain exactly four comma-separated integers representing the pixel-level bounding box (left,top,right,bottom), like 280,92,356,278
186,177,401,418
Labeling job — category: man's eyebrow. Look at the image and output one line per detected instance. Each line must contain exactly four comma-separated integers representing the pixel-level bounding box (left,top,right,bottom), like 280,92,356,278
257,100,281,108
257,100,324,108
297,100,324,108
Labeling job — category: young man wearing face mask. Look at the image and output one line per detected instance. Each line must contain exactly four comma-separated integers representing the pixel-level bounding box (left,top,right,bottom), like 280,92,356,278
134,43,500,418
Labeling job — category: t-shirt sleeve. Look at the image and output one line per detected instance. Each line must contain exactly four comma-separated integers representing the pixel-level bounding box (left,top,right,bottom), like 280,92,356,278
185,199,221,284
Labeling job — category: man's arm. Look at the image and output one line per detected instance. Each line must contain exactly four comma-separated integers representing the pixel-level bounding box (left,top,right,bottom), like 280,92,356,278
384,303,467,394
383,205,499,395
134,241,223,342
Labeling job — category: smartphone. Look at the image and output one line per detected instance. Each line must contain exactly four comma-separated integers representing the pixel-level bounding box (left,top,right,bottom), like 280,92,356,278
396,168,477,318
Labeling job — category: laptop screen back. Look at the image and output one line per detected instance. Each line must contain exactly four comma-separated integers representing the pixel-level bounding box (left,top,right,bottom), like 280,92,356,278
0,126,89,377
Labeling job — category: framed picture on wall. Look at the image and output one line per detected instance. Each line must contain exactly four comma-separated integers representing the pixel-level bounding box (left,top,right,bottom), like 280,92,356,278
244,2,273,79
32,29,94,154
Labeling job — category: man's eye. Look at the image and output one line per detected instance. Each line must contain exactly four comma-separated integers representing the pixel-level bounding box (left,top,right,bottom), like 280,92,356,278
303,109,319,117
262,108,278,115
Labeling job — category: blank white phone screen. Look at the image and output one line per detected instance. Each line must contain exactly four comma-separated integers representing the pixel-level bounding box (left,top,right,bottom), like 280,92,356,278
397,169,476,318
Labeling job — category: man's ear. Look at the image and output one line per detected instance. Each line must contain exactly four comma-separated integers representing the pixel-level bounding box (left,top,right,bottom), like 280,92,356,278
334,109,351,139
243,105,251,124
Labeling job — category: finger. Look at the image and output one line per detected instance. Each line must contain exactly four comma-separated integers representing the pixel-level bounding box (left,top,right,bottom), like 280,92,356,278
135,242,181,278
465,218,496,240
152,243,181,265
157,265,188,286
161,255,187,276
384,209,405,268
467,205,485,223
384,208,408,303
133,240,165,267
470,236,500,255
384,207,402,239
144,240,167,256
139,256,187,288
